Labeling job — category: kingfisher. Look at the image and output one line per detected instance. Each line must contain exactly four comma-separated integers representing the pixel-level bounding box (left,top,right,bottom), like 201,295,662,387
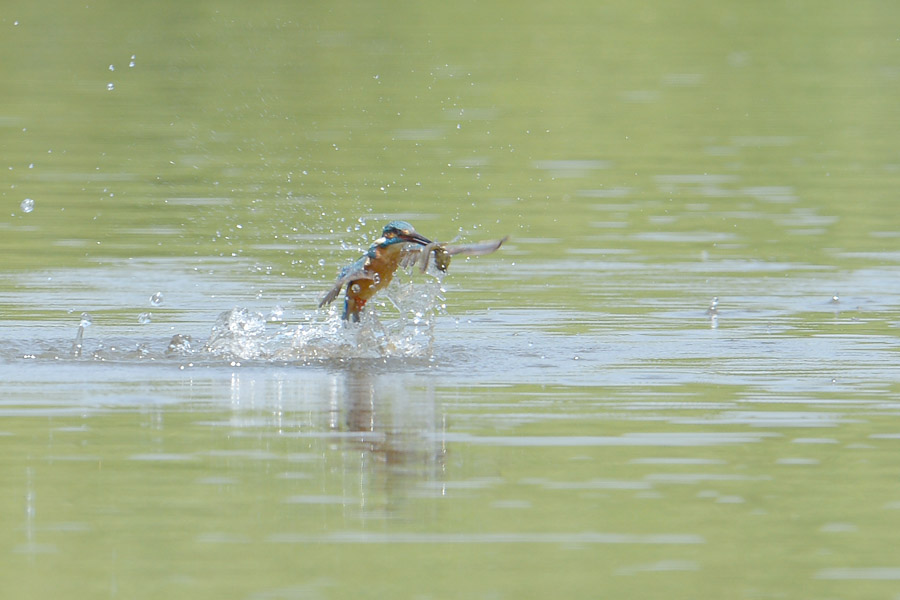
318,220,432,322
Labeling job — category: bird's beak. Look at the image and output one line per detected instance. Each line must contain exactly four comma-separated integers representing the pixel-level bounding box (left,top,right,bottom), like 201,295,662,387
399,230,432,245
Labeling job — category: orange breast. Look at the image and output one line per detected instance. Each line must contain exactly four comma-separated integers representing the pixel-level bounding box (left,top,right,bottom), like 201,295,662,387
347,246,404,303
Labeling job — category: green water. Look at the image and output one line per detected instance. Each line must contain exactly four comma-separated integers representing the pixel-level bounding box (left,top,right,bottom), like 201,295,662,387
3,1,900,598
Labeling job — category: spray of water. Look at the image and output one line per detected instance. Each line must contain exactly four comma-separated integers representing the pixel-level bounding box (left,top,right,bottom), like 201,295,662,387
204,267,446,362
8,254,450,364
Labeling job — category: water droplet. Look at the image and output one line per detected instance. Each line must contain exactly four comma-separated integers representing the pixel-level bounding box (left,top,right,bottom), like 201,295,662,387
129,55,136,68
106,82,115,91
317,258,326,267
830,293,840,304
350,283,361,294
149,292,164,306
138,312,152,324
268,305,284,321
71,326,84,358
108,64,115,71
20,198,34,213
79,312,93,327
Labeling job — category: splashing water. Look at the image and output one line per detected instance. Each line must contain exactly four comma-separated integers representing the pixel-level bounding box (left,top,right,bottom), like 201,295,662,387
70,312,93,358
166,334,193,356
204,307,269,360
8,263,448,364
267,305,284,322
204,268,447,362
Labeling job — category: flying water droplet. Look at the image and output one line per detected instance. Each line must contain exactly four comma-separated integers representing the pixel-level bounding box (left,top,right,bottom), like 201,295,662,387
706,297,719,328
71,327,84,358
138,312,152,324
106,82,115,91
71,312,92,357
268,305,284,321
20,198,34,213
149,292,164,306
129,55,136,68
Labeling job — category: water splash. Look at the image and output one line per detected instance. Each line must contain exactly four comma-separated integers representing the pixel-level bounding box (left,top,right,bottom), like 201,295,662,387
205,273,445,362
166,334,193,356
11,264,448,364
71,326,85,358
203,268,447,362
204,307,269,360
70,312,92,357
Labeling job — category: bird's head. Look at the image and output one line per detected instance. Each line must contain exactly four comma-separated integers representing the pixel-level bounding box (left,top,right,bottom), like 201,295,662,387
376,220,431,247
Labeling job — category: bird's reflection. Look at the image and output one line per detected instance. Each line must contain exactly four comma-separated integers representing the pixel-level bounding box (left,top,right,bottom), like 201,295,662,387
224,365,447,516
335,365,447,513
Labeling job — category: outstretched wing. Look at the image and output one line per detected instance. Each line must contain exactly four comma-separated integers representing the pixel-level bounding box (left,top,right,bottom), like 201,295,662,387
443,236,508,257
318,258,377,307
398,242,439,270
401,237,508,273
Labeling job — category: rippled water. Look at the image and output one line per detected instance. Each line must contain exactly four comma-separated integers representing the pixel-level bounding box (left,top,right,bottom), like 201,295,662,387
4,1,900,599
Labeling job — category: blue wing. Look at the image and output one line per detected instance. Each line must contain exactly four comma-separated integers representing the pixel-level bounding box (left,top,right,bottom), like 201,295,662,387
318,256,377,307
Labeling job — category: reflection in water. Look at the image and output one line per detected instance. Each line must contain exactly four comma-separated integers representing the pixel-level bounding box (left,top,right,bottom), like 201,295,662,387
335,367,447,513
225,365,447,516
